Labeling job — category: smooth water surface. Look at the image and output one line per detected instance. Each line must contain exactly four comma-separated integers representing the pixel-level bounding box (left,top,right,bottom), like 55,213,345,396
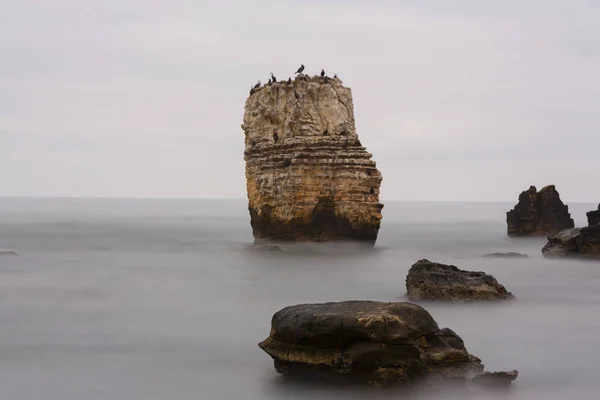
0,198,598,399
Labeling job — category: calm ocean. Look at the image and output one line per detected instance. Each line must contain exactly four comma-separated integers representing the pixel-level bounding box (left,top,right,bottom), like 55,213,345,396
0,198,598,399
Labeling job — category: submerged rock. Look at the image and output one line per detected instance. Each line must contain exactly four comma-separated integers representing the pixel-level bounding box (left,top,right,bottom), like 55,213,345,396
0,250,18,256
506,185,574,237
246,243,284,252
541,225,600,259
258,301,483,385
587,204,600,226
242,74,383,244
472,370,519,388
406,259,514,301
483,252,528,258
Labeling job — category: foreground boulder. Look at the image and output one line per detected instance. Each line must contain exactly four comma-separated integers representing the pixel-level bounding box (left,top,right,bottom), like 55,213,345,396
587,204,600,226
242,74,383,244
406,259,514,301
541,225,600,259
506,185,574,237
258,301,483,385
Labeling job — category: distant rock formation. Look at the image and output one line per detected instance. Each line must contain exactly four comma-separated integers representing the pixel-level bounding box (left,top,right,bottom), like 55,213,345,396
587,204,600,226
258,301,484,385
541,225,600,259
506,185,574,237
405,259,514,301
483,252,528,258
242,74,383,244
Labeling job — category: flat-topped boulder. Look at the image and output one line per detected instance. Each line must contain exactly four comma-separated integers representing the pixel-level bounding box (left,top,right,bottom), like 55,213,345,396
258,301,484,385
406,259,514,301
542,225,600,259
587,204,600,226
242,74,383,244
506,185,574,237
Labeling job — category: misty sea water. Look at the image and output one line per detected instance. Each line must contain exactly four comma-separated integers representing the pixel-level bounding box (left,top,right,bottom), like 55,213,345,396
0,198,599,399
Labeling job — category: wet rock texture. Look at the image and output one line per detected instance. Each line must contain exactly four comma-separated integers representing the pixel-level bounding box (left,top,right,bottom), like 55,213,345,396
258,301,483,385
587,204,600,226
506,185,574,237
541,225,600,259
242,75,383,243
406,259,514,301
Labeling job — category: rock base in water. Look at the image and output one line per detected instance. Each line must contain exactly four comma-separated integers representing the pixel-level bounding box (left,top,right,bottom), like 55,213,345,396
472,370,519,388
405,259,514,301
258,301,483,385
542,225,600,259
506,185,574,237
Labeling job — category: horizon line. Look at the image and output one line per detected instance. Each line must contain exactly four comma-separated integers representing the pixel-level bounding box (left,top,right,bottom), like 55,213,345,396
0,195,595,204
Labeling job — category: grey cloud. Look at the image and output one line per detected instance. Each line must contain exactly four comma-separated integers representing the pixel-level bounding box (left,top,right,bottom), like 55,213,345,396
1,0,599,201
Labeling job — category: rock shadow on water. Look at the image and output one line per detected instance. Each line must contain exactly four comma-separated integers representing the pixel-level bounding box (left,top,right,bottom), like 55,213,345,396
267,372,517,400
245,239,382,257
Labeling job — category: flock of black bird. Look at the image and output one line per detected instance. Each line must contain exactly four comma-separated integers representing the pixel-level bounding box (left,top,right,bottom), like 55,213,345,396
249,64,337,95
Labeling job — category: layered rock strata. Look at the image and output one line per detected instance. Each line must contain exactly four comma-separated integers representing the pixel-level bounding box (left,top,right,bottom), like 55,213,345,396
258,301,484,385
587,204,600,226
406,259,514,301
242,75,383,243
541,225,600,259
506,185,574,237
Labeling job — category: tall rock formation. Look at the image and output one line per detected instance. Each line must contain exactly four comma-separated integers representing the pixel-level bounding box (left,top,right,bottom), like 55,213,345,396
242,75,383,243
587,204,600,226
506,185,574,237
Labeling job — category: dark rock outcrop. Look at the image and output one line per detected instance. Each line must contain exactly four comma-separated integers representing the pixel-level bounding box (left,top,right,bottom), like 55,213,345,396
472,370,519,388
243,74,383,244
483,252,528,258
587,204,600,226
541,225,600,259
506,185,574,237
258,301,484,385
406,259,514,301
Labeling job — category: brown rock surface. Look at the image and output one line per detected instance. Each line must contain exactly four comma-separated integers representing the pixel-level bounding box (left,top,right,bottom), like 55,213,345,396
587,204,600,226
506,185,574,237
258,301,483,385
406,259,514,301
242,74,383,243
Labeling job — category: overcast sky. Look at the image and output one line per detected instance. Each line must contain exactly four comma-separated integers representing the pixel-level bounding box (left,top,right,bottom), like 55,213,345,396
1,0,599,201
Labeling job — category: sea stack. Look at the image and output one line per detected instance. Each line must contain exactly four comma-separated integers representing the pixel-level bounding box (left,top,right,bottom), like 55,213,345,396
506,185,574,237
587,204,600,226
241,75,383,244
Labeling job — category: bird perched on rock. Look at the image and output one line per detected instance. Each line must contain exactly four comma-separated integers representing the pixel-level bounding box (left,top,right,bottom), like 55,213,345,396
250,87,256,95
334,73,338,79
267,78,272,85
254,81,260,89
320,69,325,77
295,64,305,74
271,73,277,83
286,77,291,85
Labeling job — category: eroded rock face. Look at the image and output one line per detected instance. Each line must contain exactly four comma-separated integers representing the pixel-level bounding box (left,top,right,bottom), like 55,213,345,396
541,225,600,259
406,259,514,301
242,75,383,244
506,185,574,237
587,204,600,226
258,301,483,385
